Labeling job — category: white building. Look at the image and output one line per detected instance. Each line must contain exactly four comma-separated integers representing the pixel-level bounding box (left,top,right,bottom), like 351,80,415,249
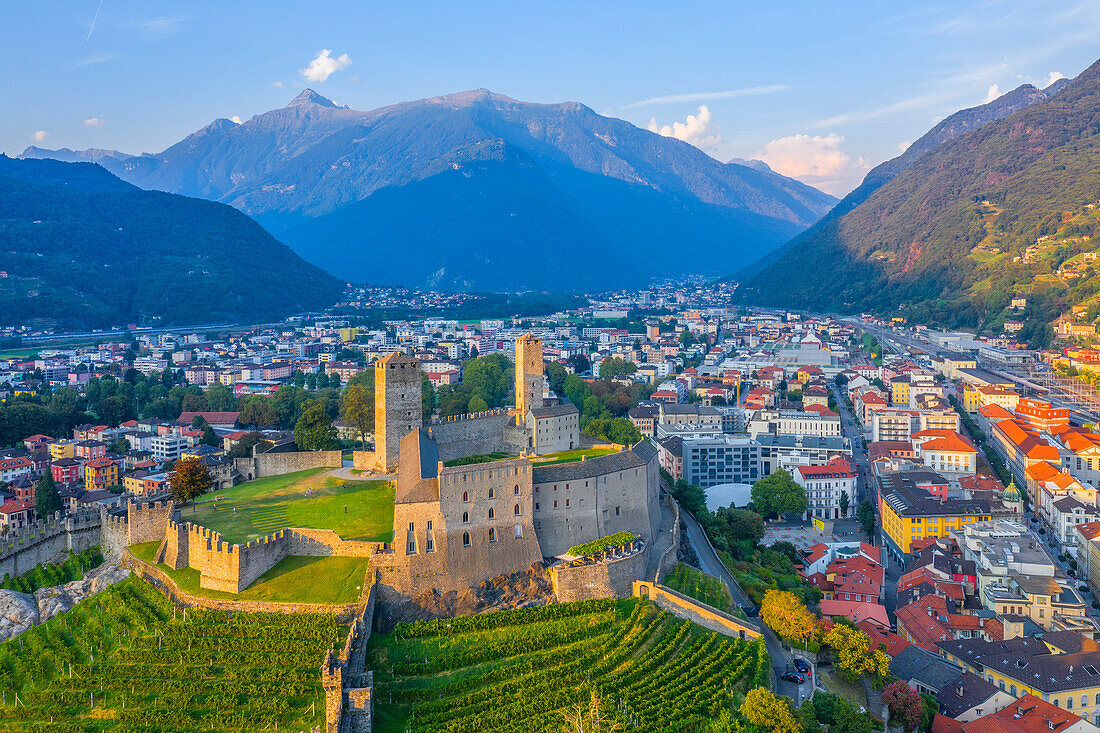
793,457,857,519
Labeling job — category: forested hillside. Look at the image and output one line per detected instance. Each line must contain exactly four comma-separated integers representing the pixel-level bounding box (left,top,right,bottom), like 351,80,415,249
0,156,342,328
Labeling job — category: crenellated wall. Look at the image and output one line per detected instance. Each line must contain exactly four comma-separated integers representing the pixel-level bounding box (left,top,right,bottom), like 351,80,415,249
0,510,102,580
234,450,342,482
428,411,516,463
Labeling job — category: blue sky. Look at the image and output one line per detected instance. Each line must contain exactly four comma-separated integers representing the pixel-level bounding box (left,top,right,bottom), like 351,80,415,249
4,0,1099,195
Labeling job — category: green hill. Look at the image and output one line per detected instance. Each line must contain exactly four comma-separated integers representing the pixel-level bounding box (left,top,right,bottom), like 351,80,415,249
738,59,1100,345
0,155,343,328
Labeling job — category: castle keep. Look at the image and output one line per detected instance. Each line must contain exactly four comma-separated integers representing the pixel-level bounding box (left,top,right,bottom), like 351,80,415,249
371,352,422,472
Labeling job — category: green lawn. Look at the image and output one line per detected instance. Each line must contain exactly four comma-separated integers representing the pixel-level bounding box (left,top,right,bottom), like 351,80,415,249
184,467,395,544
130,541,370,603
531,447,618,465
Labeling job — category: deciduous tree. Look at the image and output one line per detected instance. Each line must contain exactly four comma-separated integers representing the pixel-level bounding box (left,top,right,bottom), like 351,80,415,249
35,473,62,518
340,383,374,448
882,681,923,731
751,470,808,519
822,623,890,684
294,400,339,451
741,688,801,733
169,456,213,503
760,589,819,646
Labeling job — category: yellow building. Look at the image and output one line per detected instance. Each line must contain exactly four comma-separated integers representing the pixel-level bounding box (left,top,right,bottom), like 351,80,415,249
84,457,119,491
984,573,1087,630
49,439,75,460
878,472,991,562
339,327,360,343
939,634,1100,720
962,384,1021,413
890,377,910,407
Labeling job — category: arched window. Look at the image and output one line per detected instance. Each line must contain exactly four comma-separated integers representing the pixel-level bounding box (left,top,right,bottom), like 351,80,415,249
1054,698,1060,708
514,524,522,538
488,508,495,520
514,504,521,516
1083,695,1088,708
488,528,496,543
488,488,495,499
1010,685,1016,696
514,485,520,495
462,511,469,524
1068,698,1073,710
998,681,1005,691
462,532,470,547
1094,693,1100,706
462,491,469,502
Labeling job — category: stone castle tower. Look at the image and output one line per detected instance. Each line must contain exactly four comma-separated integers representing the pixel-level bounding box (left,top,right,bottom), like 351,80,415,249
373,352,422,472
514,334,544,425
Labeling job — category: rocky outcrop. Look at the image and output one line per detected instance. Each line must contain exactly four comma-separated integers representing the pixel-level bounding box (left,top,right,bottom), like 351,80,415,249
0,562,130,642
0,590,38,642
376,562,554,632
35,563,131,623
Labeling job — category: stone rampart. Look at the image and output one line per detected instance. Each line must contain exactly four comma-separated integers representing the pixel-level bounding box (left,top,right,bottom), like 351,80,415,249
654,494,681,584
124,550,362,619
0,510,102,580
234,450,342,481
127,499,174,545
428,411,514,463
633,581,763,640
548,540,648,602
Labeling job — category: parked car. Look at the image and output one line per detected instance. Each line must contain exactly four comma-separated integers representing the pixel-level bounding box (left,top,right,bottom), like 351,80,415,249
794,658,810,673
781,671,805,683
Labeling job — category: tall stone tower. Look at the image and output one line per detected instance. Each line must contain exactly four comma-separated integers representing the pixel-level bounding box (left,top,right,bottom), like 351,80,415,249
514,334,544,425
373,352,422,472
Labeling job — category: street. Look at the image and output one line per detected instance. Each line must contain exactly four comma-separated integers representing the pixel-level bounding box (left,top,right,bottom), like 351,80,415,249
679,507,816,703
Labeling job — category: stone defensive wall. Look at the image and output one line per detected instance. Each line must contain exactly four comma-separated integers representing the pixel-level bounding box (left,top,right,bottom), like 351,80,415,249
547,538,649,602
428,409,518,463
233,449,343,481
632,581,762,640
125,548,363,620
0,509,102,580
102,499,175,558
159,518,383,594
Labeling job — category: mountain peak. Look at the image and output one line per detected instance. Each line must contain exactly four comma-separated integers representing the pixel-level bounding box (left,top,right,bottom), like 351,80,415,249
287,89,338,108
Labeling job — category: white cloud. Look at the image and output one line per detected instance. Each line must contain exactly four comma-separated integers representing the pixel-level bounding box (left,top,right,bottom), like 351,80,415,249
31,131,49,142
83,117,104,127
137,17,188,40
898,140,912,153
1046,71,1066,87
647,105,721,151
299,49,352,83
623,85,789,109
272,80,284,88
230,115,242,124
73,52,121,69
983,84,1001,104
754,133,870,196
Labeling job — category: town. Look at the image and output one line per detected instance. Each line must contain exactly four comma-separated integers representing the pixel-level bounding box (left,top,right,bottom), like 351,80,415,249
4,281,1100,731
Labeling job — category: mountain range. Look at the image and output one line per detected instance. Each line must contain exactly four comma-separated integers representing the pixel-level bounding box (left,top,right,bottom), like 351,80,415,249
0,155,343,328
22,89,836,291
736,63,1098,343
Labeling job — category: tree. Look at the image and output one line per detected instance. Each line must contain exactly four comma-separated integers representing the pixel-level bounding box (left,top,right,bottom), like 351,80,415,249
238,397,277,427
191,415,207,429
204,382,236,412
560,689,622,733
421,373,436,418
840,491,850,517
107,437,131,455
751,470,808,519
35,473,61,518
294,400,339,451
882,681,924,731
822,623,890,685
98,395,135,426
598,357,637,379
169,456,213,503
741,688,801,733
857,500,876,538
340,383,374,448
720,507,765,543
201,424,219,447
468,395,489,413
760,589,819,646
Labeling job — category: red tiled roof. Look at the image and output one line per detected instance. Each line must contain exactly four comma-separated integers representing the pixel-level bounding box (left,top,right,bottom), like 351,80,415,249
857,618,911,657
797,457,855,479
819,600,889,627
895,595,951,651
962,694,1081,733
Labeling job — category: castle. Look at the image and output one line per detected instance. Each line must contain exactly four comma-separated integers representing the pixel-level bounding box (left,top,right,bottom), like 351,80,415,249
110,334,666,601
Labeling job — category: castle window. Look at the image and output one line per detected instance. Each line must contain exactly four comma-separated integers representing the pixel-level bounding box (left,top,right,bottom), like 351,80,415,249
488,508,495,520
565,499,570,507
514,504,520,516
514,485,519,495
462,511,469,524
408,522,414,531
514,524,522,538
427,521,432,531
426,537,434,552
489,528,496,543
462,491,469,502
616,506,621,516
488,488,495,499
463,532,470,547
553,500,558,508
